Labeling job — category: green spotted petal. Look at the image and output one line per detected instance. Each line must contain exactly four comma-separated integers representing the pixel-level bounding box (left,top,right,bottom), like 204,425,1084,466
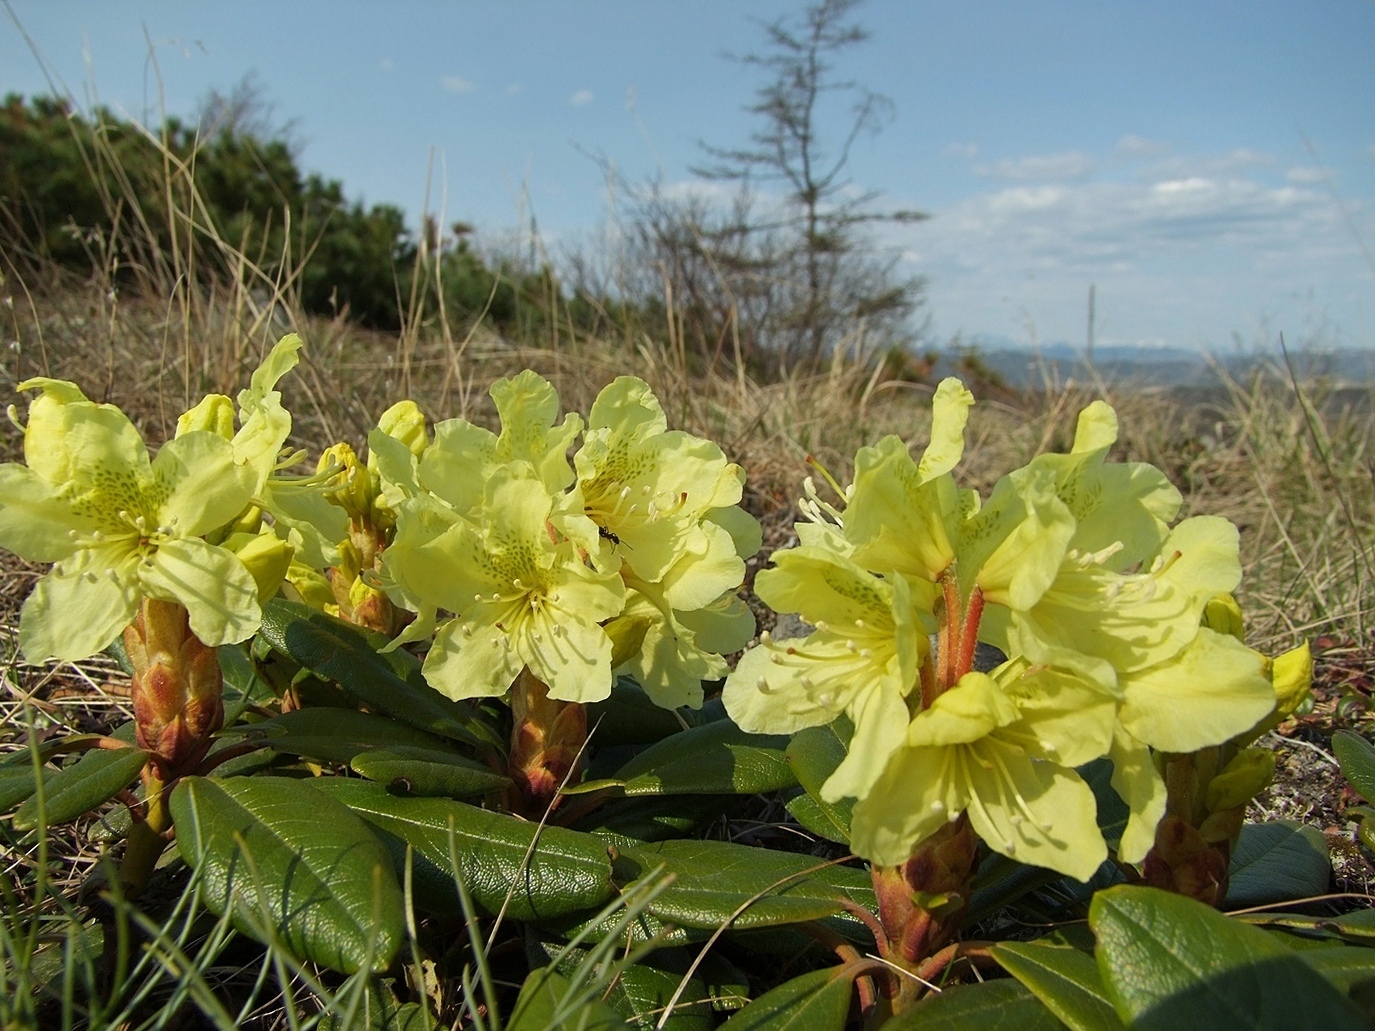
755,547,896,629
723,645,835,735
962,468,1074,611
152,432,256,538
19,553,139,662
846,437,961,582
139,537,261,646
19,379,149,490
1118,628,1275,753
996,664,1117,766
0,463,84,563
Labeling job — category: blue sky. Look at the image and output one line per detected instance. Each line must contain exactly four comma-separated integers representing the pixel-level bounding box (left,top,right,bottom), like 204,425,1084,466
4,1,1374,353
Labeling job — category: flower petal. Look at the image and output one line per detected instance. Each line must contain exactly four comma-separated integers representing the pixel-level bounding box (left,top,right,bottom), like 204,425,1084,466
423,616,523,700
524,607,614,704
139,537,261,646
19,555,138,661
1118,628,1275,753
152,431,256,538
850,745,963,867
1110,727,1167,864
962,739,1107,881
0,463,84,562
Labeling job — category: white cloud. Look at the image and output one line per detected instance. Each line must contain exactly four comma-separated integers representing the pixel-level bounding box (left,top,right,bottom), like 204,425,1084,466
441,75,475,94
943,141,979,160
569,89,594,107
977,151,1096,182
1287,166,1332,185
379,58,394,73
893,158,1372,350
506,83,522,95
1115,134,1169,158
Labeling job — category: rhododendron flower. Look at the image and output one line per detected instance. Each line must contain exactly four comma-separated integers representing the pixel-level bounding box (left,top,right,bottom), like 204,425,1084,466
0,379,260,661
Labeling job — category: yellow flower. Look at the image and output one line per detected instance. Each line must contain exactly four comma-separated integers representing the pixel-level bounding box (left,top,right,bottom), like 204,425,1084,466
0,380,259,660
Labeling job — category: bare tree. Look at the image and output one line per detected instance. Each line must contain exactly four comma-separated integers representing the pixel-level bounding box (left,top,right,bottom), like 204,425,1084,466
695,0,926,370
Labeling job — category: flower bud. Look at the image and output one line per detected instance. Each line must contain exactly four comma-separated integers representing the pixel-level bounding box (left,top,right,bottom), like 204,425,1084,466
1202,594,1245,641
124,598,224,777
176,394,236,439
373,400,428,460
222,529,294,603
1205,746,1276,814
1271,641,1312,720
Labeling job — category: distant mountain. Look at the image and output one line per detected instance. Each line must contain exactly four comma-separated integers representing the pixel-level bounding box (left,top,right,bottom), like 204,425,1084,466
937,339,1375,389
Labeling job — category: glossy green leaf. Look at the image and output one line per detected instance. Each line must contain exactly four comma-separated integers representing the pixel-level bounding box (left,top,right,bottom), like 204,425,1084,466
1225,820,1331,908
785,792,850,845
785,723,853,844
1239,910,1375,945
13,746,148,830
1298,946,1375,995
718,966,854,1031
241,707,463,765
506,968,626,1031
572,720,795,797
1090,884,1368,1030
574,795,733,847
883,978,1064,1029
218,641,275,725
616,838,875,932
170,775,404,974
587,676,690,747
1334,731,1375,803
994,940,1126,1031
313,777,615,921
350,745,510,797
257,597,500,748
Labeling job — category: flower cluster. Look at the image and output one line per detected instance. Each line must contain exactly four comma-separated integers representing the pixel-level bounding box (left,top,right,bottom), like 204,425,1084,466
374,371,759,707
0,335,311,663
724,379,1282,880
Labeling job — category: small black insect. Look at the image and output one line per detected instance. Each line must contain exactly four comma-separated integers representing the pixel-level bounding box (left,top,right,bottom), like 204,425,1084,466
599,525,622,546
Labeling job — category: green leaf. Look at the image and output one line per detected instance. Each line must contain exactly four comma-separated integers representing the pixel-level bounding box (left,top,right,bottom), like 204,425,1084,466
169,776,404,974
312,777,615,921
1239,911,1375,945
994,940,1126,1031
571,721,795,797
0,762,51,813
257,597,500,749
885,979,1065,1029
784,792,850,845
13,746,148,830
350,745,510,797
218,641,275,724
574,795,735,846
617,839,875,933
1299,946,1375,995
718,966,854,1031
1090,884,1369,1030
588,950,717,1030
506,967,627,1031
587,677,691,747
1334,731,1375,803
241,707,465,765
785,723,853,844
1225,820,1331,908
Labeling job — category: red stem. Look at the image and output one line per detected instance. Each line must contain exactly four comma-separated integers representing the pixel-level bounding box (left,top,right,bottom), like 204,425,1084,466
956,587,985,680
939,573,962,689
